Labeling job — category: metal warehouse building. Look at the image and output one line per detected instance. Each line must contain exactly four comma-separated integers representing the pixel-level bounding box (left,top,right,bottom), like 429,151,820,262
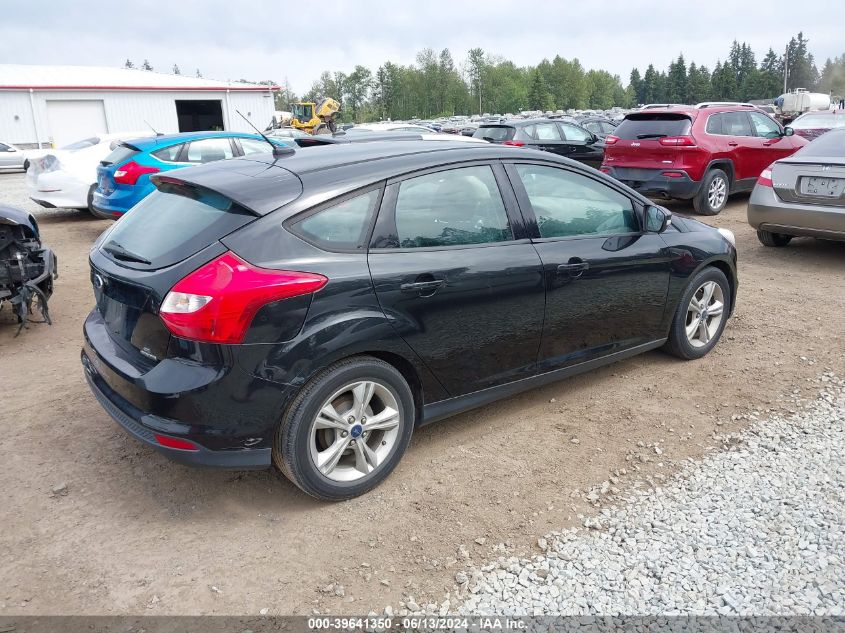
0,64,278,148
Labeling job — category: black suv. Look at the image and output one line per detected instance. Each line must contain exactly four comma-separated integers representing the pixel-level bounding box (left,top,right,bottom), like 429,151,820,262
82,141,737,500
472,119,605,168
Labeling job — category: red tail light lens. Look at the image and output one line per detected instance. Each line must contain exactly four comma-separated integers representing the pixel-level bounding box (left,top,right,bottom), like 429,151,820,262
757,167,773,188
154,434,199,451
661,171,685,178
159,252,328,344
604,135,619,145
658,136,696,146
503,140,525,147
599,167,611,174
114,161,160,185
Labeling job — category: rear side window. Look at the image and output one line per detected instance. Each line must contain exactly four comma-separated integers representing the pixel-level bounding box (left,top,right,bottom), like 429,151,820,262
101,184,253,269
615,114,692,139
474,126,514,141
290,190,379,251
515,164,638,238
393,166,512,248
102,144,139,166
152,144,184,162
559,123,591,142
0,143,10,151
186,138,234,163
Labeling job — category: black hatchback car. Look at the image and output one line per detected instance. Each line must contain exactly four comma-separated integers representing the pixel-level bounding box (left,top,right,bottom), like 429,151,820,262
473,119,605,168
82,141,737,500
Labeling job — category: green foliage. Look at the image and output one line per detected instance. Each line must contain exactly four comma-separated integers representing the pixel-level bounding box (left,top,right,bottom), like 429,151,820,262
527,68,553,111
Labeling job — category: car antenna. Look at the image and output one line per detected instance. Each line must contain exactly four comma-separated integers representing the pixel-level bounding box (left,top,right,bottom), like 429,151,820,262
236,110,294,158
144,120,163,136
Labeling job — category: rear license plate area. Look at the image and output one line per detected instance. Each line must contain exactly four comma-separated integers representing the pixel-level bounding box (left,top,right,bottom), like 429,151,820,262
801,176,844,198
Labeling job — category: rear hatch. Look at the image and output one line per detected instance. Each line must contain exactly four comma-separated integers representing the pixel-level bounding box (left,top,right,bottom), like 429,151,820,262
88,165,303,367
473,125,516,143
96,143,141,195
604,112,694,171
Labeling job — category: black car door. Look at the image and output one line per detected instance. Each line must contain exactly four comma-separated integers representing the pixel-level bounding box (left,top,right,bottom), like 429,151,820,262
505,161,673,372
368,162,546,397
557,122,604,168
529,121,574,157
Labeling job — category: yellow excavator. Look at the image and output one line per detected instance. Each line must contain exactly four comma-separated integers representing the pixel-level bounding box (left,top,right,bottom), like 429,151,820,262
290,98,340,134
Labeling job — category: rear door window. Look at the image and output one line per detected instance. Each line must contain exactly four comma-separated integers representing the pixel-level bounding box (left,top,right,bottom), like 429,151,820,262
534,123,561,140
101,182,254,269
474,126,515,141
614,114,692,139
393,166,512,248
289,190,379,251
185,138,235,163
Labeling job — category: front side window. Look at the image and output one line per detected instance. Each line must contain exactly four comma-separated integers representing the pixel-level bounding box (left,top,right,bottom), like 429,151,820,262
559,123,591,142
534,123,561,140
291,190,379,250
185,138,234,163
515,164,638,238
394,166,512,248
749,112,782,138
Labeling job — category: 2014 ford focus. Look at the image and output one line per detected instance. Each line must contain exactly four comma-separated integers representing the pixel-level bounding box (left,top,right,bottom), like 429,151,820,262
81,141,738,500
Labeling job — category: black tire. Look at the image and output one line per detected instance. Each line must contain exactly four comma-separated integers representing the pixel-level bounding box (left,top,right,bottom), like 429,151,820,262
23,159,30,172
663,267,731,360
273,356,415,501
693,168,729,216
756,229,792,247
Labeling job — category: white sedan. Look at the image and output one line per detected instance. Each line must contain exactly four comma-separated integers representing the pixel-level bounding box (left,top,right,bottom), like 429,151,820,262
0,141,27,171
26,132,151,213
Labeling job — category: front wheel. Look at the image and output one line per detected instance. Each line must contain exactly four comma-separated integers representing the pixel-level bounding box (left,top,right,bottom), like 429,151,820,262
663,267,731,360
693,169,729,215
757,229,792,247
273,356,415,500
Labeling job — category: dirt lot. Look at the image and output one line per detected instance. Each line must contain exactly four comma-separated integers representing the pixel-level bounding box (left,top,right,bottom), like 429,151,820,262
1,171,843,616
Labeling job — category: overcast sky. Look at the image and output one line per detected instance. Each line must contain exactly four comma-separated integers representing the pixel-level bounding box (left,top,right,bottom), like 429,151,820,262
1,0,840,93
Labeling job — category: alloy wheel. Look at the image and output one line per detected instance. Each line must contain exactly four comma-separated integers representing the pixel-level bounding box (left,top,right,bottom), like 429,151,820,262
685,281,725,348
707,176,727,210
308,380,401,482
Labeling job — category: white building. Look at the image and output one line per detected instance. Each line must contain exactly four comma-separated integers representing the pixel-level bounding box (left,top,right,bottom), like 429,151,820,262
0,64,278,148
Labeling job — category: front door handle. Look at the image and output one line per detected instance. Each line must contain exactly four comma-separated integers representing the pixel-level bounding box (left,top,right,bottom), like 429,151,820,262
557,261,590,279
727,141,739,147
401,279,445,295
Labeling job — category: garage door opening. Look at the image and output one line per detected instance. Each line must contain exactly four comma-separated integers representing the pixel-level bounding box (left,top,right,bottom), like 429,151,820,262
176,100,224,132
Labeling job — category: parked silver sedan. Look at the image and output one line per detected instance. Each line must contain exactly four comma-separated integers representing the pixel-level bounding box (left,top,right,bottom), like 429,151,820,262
748,128,845,246
0,141,26,171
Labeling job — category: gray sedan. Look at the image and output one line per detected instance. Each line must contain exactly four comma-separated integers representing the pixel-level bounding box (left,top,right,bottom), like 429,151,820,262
748,128,845,246
0,141,26,171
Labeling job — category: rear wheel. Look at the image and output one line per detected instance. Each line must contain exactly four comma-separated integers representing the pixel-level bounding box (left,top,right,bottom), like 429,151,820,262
756,229,792,247
273,356,414,500
693,169,729,215
663,267,731,360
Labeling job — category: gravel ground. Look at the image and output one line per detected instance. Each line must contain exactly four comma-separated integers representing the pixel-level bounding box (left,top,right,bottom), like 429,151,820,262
398,375,845,617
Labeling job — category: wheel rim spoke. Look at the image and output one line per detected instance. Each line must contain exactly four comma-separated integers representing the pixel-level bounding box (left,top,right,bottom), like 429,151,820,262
701,282,715,306
352,381,376,419
708,301,723,317
698,319,710,343
315,404,348,431
353,440,379,474
686,280,725,348
318,436,351,475
364,406,400,431
686,320,699,340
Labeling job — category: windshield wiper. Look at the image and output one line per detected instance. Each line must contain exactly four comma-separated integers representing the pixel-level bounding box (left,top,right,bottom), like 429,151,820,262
637,133,668,139
102,242,151,265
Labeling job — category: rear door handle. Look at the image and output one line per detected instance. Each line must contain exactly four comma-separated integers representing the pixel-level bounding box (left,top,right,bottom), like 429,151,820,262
401,279,445,294
727,141,739,146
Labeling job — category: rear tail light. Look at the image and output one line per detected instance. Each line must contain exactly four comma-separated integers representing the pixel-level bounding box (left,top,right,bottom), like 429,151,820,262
159,251,328,344
604,135,619,145
503,140,525,147
661,171,685,178
599,167,611,174
114,161,160,185
658,136,696,146
757,165,774,188
154,434,199,451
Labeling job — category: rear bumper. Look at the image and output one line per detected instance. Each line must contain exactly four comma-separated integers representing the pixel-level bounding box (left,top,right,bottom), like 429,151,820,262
91,183,152,217
81,309,287,468
26,173,91,209
603,167,701,200
748,185,845,240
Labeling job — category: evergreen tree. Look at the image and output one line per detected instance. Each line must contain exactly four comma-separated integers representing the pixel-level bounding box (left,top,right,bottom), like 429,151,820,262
527,68,553,111
141,59,153,71
642,64,658,103
667,54,688,103
172,64,181,75
124,59,134,69
686,63,712,103
628,68,644,105
758,48,783,97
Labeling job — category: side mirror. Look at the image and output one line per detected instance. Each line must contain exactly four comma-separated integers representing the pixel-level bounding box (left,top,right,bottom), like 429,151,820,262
645,205,672,233
783,126,795,137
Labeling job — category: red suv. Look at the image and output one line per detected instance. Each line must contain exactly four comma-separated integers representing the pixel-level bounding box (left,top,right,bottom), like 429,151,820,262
600,105,807,215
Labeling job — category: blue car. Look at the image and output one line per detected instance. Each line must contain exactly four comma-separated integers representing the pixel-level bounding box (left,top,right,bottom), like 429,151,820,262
92,131,292,219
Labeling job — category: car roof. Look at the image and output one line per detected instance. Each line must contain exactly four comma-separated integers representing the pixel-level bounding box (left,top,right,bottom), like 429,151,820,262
163,140,586,215
123,131,266,150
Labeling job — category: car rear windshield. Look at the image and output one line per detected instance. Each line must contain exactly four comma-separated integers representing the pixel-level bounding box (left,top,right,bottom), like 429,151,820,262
792,113,845,129
794,130,845,158
101,143,140,166
614,114,692,139
473,126,515,141
100,182,254,269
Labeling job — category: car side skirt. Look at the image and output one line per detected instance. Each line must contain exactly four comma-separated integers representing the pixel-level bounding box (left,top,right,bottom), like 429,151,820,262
420,338,666,426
